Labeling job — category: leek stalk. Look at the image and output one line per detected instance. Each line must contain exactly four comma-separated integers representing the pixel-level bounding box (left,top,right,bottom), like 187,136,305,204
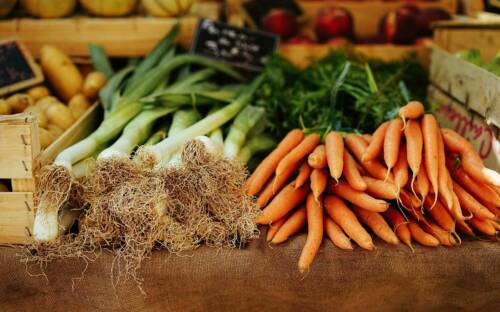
223,105,265,158
150,76,263,165
98,106,176,160
237,134,276,164
54,54,243,170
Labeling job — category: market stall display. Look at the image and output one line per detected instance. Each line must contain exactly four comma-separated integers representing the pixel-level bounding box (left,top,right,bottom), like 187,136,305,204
0,0,499,309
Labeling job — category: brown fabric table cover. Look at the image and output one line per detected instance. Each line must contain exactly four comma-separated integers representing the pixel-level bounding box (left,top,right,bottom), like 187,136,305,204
0,236,499,312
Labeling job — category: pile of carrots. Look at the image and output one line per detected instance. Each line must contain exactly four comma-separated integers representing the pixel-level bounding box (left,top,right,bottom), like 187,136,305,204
246,101,500,273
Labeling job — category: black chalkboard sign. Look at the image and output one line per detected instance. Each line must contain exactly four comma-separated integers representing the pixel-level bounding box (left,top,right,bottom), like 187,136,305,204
191,19,280,71
0,39,43,96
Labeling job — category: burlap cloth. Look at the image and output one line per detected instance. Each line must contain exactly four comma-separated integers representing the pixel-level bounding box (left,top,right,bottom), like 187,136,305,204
0,235,499,312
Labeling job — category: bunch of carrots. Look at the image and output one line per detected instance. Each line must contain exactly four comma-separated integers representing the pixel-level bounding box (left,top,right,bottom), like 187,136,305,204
246,101,500,273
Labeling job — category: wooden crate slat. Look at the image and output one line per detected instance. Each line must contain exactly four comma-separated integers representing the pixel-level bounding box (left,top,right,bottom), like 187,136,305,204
430,45,500,127
0,117,37,179
0,0,220,58
0,192,34,244
434,27,500,61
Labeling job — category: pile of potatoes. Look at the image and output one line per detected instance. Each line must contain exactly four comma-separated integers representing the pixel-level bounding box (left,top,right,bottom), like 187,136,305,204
0,45,107,150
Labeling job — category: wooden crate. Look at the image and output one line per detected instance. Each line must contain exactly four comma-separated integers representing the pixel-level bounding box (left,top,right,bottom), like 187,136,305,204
279,43,430,68
232,0,457,39
429,86,499,171
430,44,500,128
0,2,220,58
433,20,500,61
0,104,101,244
297,0,458,38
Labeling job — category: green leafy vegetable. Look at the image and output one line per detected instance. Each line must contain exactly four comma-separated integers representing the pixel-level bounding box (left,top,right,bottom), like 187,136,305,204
254,50,428,139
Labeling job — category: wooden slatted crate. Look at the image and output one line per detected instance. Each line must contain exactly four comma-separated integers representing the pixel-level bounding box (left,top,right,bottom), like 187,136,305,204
0,104,101,244
0,2,220,58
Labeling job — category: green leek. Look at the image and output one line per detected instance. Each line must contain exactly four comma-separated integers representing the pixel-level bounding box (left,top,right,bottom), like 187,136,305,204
150,76,263,166
223,105,265,158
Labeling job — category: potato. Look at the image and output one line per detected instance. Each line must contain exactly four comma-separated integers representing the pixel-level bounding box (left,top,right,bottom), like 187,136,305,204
36,96,60,113
0,181,8,192
40,45,83,101
24,105,49,128
46,124,64,138
39,127,55,149
6,93,34,113
27,86,50,101
0,99,12,115
46,103,75,130
83,71,107,100
68,94,91,119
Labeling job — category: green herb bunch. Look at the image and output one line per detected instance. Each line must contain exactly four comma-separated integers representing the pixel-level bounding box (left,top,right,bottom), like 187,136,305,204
254,50,428,139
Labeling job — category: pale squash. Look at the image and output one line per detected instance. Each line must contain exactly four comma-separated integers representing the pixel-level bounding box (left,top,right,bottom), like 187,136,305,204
80,0,137,17
0,0,17,17
141,0,193,17
21,0,76,18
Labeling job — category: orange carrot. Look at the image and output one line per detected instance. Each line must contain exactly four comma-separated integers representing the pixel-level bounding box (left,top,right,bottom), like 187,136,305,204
449,191,466,222
256,183,309,224
324,195,374,250
383,207,412,249
362,121,390,162
298,193,324,273
469,217,497,236
310,168,328,202
399,101,425,123
400,189,422,209
352,206,399,244
256,160,299,207
421,114,440,208
247,129,304,196
266,217,286,241
452,181,497,221
404,119,423,194
383,119,404,179
361,134,372,144
271,205,307,244
436,130,453,209
399,190,425,222
329,181,389,212
325,131,344,181
394,144,409,192
408,221,440,247
423,195,456,233
485,203,500,218
447,158,500,207
308,145,327,169
276,133,321,178
421,220,456,246
441,128,500,187
456,219,475,236
363,176,398,200
324,216,353,250
414,167,430,201
294,161,312,189
343,150,368,191
345,134,393,181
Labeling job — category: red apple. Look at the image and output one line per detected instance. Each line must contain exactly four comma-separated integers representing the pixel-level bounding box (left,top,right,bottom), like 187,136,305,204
314,7,353,42
380,7,419,44
286,36,315,44
262,8,298,39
